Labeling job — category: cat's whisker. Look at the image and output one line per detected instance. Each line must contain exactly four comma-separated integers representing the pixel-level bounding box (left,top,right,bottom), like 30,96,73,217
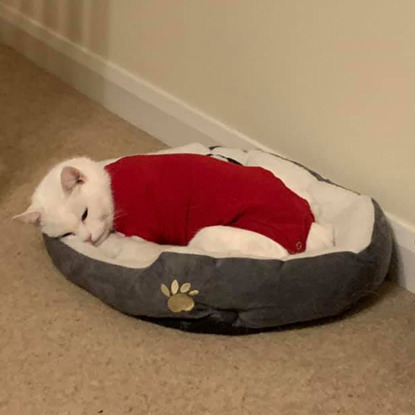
112,209,128,221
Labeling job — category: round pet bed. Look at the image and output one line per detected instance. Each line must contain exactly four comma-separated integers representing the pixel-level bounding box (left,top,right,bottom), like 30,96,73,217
43,144,392,334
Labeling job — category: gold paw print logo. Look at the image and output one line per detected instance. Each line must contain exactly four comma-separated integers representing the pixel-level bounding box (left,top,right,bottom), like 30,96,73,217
161,280,199,313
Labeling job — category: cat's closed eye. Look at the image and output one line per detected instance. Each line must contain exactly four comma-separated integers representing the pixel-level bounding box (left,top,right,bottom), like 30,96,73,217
60,232,74,238
82,208,88,222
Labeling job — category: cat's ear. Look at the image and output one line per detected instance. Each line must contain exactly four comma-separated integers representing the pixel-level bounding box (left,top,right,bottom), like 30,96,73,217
61,166,86,194
13,209,41,226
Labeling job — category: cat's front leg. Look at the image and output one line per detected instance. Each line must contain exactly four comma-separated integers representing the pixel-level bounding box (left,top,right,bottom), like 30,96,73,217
189,226,289,259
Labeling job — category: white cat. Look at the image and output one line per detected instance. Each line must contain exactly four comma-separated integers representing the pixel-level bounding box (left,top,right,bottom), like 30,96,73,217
15,157,334,261
15,158,114,245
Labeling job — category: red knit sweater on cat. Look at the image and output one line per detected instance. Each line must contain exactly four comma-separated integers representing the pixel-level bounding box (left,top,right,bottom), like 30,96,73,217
105,154,314,254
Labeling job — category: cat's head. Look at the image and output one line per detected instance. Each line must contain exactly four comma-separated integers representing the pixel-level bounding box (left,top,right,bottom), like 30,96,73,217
14,157,113,245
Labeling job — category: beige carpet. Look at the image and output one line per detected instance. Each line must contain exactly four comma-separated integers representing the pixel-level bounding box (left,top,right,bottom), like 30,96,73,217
0,43,414,415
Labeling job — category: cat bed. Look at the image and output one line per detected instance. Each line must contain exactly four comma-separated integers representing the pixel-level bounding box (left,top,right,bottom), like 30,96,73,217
43,144,392,335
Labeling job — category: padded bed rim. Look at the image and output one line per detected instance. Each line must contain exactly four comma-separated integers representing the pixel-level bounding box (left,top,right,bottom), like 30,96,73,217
44,200,391,334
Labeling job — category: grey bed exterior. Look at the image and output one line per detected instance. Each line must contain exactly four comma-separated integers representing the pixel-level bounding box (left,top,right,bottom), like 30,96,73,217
43,149,393,335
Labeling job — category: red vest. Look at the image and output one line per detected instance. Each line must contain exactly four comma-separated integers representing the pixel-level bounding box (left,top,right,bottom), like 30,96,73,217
105,154,314,254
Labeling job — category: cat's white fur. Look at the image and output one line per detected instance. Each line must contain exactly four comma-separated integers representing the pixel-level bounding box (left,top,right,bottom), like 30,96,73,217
15,158,114,246
15,157,334,260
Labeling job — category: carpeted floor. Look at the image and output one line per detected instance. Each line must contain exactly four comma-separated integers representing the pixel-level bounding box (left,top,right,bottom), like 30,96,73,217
0,43,414,415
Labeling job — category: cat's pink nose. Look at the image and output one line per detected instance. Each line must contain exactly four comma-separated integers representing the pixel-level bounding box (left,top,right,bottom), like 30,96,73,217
85,235,93,243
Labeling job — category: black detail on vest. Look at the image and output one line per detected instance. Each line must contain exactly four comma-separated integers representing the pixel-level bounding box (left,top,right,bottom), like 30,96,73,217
207,154,242,166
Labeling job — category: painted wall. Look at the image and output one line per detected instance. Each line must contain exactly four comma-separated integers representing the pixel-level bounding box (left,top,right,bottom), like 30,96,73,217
2,0,415,225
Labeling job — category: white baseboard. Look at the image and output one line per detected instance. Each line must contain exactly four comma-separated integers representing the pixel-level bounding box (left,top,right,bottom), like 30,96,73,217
1,3,414,294
386,214,415,293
